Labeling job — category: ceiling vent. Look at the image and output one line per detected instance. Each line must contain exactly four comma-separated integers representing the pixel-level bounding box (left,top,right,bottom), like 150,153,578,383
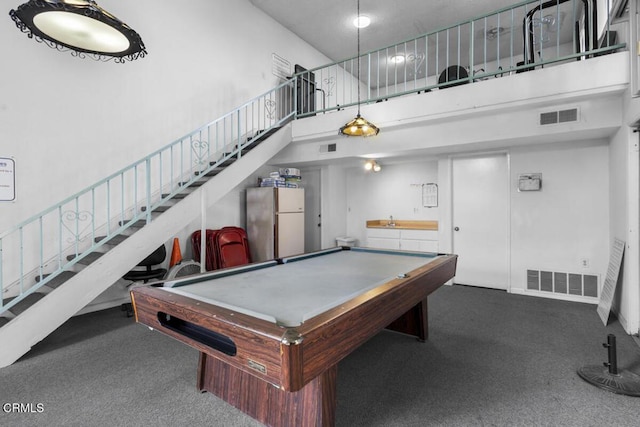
539,108,579,126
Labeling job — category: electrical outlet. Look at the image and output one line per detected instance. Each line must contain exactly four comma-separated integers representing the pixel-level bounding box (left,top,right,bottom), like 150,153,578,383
580,258,590,269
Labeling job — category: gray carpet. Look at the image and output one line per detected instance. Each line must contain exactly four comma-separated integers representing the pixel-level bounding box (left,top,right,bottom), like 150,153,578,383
1,284,638,427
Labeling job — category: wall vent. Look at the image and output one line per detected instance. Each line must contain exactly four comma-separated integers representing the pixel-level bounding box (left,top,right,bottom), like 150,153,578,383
527,269,598,298
540,111,558,125
539,108,579,126
319,143,337,153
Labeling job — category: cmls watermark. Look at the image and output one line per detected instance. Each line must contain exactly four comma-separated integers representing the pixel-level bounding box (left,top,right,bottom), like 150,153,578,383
3,403,44,413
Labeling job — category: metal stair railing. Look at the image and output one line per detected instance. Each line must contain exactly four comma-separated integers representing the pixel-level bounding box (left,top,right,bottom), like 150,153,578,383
0,78,295,315
294,0,626,118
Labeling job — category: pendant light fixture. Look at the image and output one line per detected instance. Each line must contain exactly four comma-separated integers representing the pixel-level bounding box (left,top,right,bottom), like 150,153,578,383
9,0,146,63
339,0,379,137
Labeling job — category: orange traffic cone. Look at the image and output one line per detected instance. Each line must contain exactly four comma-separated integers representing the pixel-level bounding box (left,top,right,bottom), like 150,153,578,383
169,237,183,267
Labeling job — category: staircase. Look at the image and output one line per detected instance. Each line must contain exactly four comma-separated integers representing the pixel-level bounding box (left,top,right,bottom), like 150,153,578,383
0,112,293,367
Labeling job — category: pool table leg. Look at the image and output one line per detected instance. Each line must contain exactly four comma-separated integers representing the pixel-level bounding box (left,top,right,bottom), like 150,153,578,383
385,297,428,342
197,352,337,427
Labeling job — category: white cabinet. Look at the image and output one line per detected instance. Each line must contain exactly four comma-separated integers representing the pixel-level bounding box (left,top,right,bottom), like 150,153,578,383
366,228,438,253
399,229,438,252
366,228,400,250
367,237,401,250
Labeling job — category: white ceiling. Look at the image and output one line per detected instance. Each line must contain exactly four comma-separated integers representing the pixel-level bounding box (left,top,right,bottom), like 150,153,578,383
249,0,520,62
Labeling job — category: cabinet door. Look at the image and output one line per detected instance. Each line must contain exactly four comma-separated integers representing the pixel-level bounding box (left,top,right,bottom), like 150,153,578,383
399,239,438,253
366,228,401,239
399,239,421,252
367,237,400,250
418,240,438,253
400,229,437,240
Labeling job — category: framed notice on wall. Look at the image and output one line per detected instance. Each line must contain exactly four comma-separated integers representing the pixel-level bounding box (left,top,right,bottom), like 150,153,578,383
422,183,438,207
0,157,16,202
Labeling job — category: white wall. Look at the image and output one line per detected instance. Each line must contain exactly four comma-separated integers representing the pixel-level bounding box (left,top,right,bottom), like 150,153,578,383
615,89,640,335
608,125,635,329
509,140,610,293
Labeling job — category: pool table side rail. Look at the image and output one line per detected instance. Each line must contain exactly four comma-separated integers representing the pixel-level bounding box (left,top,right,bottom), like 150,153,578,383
131,287,289,387
290,254,458,388
131,253,457,393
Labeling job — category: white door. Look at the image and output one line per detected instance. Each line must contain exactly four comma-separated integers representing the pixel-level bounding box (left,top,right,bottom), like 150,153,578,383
302,169,322,253
452,153,509,289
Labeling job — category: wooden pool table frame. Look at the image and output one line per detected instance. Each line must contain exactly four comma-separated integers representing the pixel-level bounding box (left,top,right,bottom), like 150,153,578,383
131,248,457,426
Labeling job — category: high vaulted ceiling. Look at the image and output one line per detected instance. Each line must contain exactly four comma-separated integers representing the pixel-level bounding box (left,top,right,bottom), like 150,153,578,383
249,0,520,62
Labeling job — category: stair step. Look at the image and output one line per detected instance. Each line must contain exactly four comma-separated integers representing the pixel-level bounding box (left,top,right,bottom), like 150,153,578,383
210,157,236,168
119,219,147,228
194,168,223,178
95,234,129,245
141,205,171,213
162,192,189,200
4,293,46,316
35,271,77,289
223,146,255,157
179,179,208,187
249,126,281,143
0,317,9,327
67,252,104,265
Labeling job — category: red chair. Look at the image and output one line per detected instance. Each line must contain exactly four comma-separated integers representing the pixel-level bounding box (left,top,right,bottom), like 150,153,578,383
215,227,251,269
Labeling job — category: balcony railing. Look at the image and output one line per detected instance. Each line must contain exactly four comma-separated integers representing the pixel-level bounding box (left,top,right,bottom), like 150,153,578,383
293,0,627,118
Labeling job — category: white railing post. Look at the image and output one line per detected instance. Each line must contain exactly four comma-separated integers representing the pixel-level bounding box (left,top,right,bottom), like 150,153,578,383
145,158,152,224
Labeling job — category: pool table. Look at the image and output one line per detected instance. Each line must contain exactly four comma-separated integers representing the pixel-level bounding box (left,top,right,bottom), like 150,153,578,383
131,246,457,427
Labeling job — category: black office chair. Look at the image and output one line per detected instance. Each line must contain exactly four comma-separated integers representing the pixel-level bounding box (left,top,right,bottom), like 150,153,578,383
121,245,167,316
438,65,469,89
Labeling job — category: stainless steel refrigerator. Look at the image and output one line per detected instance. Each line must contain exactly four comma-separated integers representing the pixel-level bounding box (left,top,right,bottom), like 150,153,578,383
246,187,305,262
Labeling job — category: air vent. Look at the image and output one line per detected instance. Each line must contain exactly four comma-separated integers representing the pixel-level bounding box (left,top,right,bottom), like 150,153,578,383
558,108,578,123
527,269,598,298
319,143,337,153
540,111,558,125
539,108,579,126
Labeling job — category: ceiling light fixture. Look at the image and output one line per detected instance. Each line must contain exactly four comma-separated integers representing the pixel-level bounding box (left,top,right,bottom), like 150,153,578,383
364,159,381,172
9,0,147,63
486,26,505,40
389,54,405,64
339,0,379,138
353,15,370,28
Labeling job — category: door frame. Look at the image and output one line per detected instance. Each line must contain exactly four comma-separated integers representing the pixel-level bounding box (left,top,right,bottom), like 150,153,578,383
448,150,511,291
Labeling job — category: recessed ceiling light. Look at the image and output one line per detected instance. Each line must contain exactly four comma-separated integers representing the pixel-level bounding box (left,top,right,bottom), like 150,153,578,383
353,15,370,28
